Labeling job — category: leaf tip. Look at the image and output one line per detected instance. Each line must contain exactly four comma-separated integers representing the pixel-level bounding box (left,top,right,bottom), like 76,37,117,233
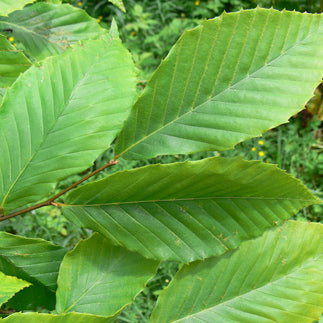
109,18,119,38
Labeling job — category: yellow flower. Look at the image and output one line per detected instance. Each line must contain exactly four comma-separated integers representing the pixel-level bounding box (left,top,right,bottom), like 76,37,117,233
251,147,256,152
8,36,14,42
97,18,101,23
259,151,265,157
258,140,264,145
195,0,200,5
13,43,16,47
77,1,82,6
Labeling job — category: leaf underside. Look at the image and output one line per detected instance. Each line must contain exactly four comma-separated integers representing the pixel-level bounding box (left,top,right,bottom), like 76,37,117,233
0,3,105,60
56,233,158,316
151,221,323,323
0,312,114,323
115,8,323,160
0,35,136,214
62,157,320,262
0,0,35,16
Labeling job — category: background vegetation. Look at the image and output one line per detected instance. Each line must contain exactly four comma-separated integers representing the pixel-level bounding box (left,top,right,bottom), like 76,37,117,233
1,0,322,321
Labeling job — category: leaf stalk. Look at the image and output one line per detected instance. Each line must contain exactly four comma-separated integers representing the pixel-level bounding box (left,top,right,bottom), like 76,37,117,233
0,159,119,222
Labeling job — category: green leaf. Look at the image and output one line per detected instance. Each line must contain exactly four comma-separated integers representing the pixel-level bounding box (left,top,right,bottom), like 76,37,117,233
62,157,320,262
151,221,323,323
0,34,31,91
0,3,105,61
0,0,35,16
0,36,136,214
43,0,62,3
0,312,114,322
109,18,119,38
115,8,323,160
108,0,126,12
5,284,56,311
0,232,65,310
0,232,67,291
56,233,158,316
0,88,5,104
0,271,31,307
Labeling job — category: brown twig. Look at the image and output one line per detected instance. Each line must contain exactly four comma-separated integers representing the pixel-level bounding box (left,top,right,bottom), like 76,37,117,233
0,309,16,315
0,159,119,222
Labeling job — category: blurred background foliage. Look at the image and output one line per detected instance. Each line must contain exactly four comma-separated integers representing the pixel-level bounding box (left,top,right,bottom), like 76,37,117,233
1,0,322,321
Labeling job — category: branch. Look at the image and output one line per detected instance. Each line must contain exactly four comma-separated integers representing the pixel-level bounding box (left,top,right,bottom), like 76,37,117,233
0,309,16,315
0,159,119,222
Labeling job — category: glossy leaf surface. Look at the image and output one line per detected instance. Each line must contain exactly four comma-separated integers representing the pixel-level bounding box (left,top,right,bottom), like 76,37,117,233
0,35,136,214
0,271,31,306
62,157,320,262
0,3,104,60
0,312,114,323
151,221,323,323
0,0,35,16
56,233,158,316
0,232,66,290
115,8,323,160
0,35,31,89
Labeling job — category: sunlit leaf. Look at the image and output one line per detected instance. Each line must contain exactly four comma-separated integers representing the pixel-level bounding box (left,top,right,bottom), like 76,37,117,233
0,35,136,214
0,312,113,322
56,233,158,316
151,221,323,323
115,8,323,160
0,0,35,16
0,271,31,307
62,157,320,262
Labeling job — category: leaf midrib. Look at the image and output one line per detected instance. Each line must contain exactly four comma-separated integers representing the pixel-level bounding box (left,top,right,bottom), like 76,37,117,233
116,13,321,158
0,40,113,210
64,195,318,208
61,252,128,313
170,254,322,323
